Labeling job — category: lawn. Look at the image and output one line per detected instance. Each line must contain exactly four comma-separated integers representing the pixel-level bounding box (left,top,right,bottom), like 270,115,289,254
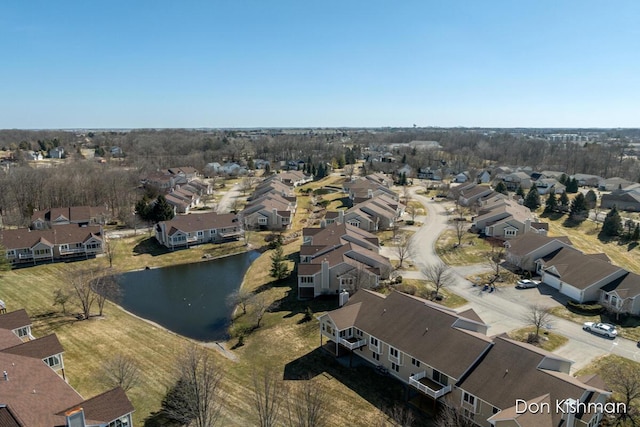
436,230,493,265
388,278,468,309
507,326,568,351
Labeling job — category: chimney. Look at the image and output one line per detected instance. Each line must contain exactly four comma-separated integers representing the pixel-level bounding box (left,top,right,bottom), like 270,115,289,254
338,210,344,224
321,259,330,291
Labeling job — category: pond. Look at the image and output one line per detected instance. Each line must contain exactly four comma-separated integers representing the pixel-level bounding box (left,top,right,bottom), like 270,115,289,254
116,251,260,341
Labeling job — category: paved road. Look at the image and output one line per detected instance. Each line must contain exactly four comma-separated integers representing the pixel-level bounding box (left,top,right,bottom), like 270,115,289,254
216,183,242,214
397,189,640,372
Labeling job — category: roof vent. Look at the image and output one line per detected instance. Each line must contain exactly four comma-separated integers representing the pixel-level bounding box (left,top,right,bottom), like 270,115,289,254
2,371,7,381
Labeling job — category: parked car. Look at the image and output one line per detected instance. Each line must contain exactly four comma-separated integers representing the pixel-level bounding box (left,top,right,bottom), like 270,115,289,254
516,279,540,289
583,322,618,338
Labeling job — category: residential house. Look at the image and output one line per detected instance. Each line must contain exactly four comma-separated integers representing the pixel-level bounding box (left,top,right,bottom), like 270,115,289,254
417,168,443,181
600,187,640,211
572,173,603,188
143,172,176,193
253,159,270,170
31,206,110,229
319,290,609,427
457,185,494,207
447,182,477,201
250,179,295,200
472,199,539,239
454,172,470,183
274,170,313,187
504,234,573,272
1,224,104,266
242,193,295,230
49,147,65,159
476,170,491,184
536,247,626,303
535,178,566,195
365,173,393,188
298,225,392,298
221,162,247,176
0,309,134,427
498,172,532,191
396,164,413,178
204,162,222,176
110,146,124,157
601,177,635,191
183,179,213,195
155,212,241,249
599,272,640,316
26,151,44,161
166,166,199,182
343,178,398,206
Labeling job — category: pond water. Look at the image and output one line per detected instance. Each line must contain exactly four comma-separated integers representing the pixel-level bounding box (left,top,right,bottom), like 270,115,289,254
116,251,260,341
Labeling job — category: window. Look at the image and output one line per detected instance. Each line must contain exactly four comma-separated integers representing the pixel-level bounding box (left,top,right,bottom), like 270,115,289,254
411,358,421,367
610,295,619,307
340,277,354,287
492,406,499,415
389,347,399,358
300,256,311,263
463,392,476,406
391,362,399,372
6,250,15,256
462,408,475,420
34,248,50,256
372,352,379,361
197,231,204,236
505,228,517,237
299,276,314,284
347,220,360,228
210,229,217,234
355,328,362,337
258,217,268,224
108,417,131,427
45,355,60,367
433,369,448,386
59,245,68,251
370,337,378,347
15,327,29,338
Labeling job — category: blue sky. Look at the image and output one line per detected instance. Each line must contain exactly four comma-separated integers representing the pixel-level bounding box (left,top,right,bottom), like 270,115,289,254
1,1,639,129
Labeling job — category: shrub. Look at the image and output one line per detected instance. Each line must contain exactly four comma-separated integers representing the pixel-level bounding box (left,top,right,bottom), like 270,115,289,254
395,283,416,295
567,300,604,315
405,220,415,226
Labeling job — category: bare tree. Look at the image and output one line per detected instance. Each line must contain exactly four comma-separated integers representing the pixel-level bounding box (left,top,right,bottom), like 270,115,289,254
452,217,468,247
53,288,71,315
484,245,505,287
92,273,121,317
251,293,280,328
343,164,355,180
251,367,286,427
522,304,552,344
104,238,119,268
392,231,414,269
284,378,328,427
69,268,98,320
227,287,254,315
421,262,456,300
102,353,141,392
435,398,475,427
164,346,224,427
600,361,640,426
385,403,415,427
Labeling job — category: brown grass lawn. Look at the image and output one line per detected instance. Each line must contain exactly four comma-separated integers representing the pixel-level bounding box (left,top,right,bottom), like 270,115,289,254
436,230,494,265
544,214,640,272
548,306,640,341
507,326,568,352
390,278,468,309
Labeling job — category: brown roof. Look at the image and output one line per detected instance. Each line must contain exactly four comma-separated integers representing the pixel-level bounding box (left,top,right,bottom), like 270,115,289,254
488,394,553,427
31,206,108,223
459,185,493,199
0,406,24,427
577,373,611,392
0,310,31,331
457,308,484,323
506,234,573,258
0,352,84,427
302,222,379,250
458,335,606,425
162,213,237,236
0,225,102,250
541,247,624,290
331,291,493,379
601,272,640,299
0,329,23,351
2,334,64,360
60,387,134,424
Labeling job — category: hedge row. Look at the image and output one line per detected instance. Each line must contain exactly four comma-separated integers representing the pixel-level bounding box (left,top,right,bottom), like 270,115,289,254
567,300,604,315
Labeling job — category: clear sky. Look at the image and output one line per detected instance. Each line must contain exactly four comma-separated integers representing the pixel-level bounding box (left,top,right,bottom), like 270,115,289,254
1,1,639,129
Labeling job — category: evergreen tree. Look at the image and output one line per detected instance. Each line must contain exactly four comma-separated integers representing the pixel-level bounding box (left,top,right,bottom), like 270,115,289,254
559,174,568,185
401,153,407,164
544,192,557,214
602,206,623,237
569,193,588,221
494,181,508,195
523,187,541,210
135,197,151,221
152,195,175,222
585,190,597,210
566,178,579,193
269,243,289,280
632,224,640,241
559,192,570,212
515,185,525,198
264,163,271,174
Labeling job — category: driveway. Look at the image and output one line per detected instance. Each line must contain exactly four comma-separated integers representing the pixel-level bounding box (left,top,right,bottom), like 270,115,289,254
216,183,242,214
399,189,640,372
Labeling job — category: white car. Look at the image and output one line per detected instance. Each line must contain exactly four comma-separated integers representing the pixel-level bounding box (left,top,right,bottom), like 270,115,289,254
516,279,540,289
583,322,618,338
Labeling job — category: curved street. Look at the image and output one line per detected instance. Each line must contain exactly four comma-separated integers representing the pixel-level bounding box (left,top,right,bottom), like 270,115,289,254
391,188,640,372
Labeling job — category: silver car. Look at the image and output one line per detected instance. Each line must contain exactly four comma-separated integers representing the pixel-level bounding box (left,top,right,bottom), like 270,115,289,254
516,279,540,289
583,322,618,338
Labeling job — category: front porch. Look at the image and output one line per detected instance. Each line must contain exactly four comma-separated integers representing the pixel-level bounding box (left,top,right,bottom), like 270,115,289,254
409,372,452,399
